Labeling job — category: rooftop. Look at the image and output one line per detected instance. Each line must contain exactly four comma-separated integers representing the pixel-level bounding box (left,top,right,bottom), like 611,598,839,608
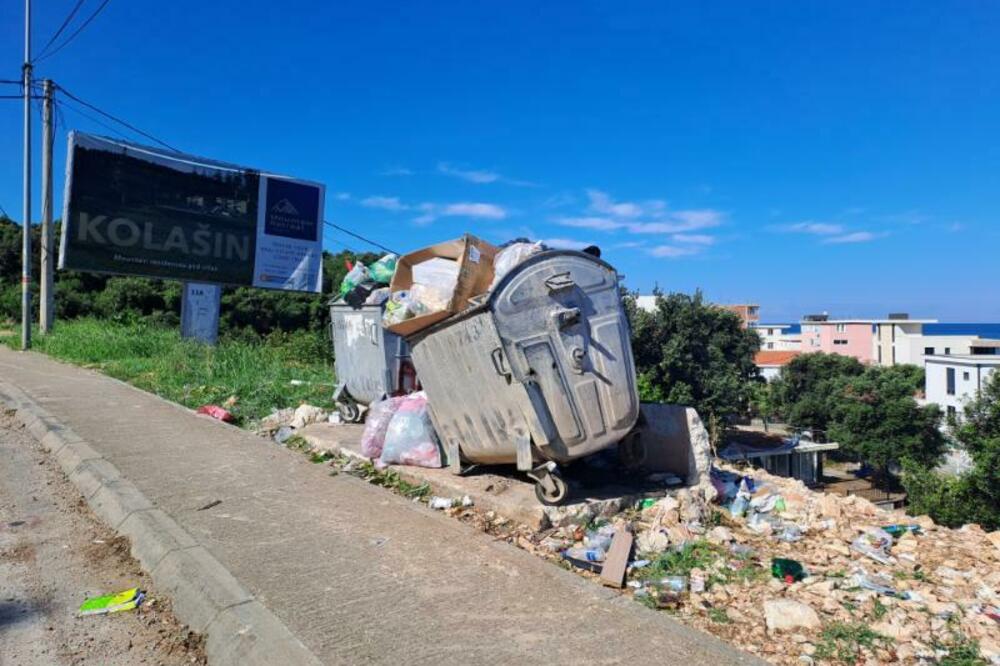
925,354,1000,365
799,318,937,325
754,350,801,367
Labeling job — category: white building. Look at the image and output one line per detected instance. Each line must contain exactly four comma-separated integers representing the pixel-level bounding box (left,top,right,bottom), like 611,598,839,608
924,355,1000,422
751,324,802,351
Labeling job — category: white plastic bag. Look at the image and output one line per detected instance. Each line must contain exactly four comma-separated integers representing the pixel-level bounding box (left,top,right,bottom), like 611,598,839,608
490,242,543,290
412,258,459,291
379,392,443,468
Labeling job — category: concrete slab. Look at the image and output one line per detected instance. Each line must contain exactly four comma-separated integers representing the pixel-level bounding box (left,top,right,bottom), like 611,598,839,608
301,422,678,530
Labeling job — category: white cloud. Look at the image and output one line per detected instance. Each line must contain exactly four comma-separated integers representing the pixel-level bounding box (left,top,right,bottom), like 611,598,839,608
361,196,409,212
412,201,508,225
556,212,722,235
648,245,701,258
438,162,500,184
783,221,845,235
441,202,507,219
335,192,351,201
587,189,647,218
438,162,538,187
823,231,887,244
539,238,594,251
672,234,715,245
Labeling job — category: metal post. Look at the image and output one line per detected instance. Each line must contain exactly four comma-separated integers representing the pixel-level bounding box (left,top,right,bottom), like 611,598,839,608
21,0,32,350
40,79,53,333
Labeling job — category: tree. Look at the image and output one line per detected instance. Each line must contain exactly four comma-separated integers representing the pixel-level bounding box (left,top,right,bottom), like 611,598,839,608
828,365,946,485
904,369,1000,529
625,290,760,441
770,352,865,433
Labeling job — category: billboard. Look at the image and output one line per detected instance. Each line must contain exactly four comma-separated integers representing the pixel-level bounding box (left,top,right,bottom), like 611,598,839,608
59,132,324,292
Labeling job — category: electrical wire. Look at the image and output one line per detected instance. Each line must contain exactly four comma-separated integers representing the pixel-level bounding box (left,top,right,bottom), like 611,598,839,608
34,0,88,62
323,221,397,255
56,96,132,142
54,83,180,152
34,0,113,64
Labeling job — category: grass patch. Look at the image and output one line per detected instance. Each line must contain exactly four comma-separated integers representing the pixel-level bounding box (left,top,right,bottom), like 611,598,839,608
815,622,893,665
936,633,987,666
347,459,431,499
707,607,731,624
6,318,334,426
631,539,764,589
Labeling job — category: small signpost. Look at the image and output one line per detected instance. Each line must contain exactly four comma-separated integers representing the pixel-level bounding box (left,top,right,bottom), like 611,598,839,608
57,132,325,344
180,282,222,344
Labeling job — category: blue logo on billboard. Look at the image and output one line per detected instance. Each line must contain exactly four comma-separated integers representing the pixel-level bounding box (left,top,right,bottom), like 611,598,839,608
264,178,320,241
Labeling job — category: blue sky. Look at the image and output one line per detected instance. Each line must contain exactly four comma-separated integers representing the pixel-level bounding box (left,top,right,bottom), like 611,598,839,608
2,1,998,322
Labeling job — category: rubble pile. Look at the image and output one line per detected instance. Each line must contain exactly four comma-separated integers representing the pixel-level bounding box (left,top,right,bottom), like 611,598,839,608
555,468,1000,665
314,439,998,664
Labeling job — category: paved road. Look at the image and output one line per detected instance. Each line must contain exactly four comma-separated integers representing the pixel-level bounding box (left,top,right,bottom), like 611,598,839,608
0,411,205,666
0,348,764,665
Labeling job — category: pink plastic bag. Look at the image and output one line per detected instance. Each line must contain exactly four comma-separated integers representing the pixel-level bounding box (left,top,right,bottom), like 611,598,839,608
379,392,442,468
196,405,234,423
360,397,403,459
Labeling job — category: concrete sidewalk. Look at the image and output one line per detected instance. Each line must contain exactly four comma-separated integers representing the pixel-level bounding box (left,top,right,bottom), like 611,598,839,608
0,347,762,665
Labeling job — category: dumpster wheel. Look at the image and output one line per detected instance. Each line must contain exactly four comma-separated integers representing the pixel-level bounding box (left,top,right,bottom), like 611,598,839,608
337,401,362,424
532,466,569,505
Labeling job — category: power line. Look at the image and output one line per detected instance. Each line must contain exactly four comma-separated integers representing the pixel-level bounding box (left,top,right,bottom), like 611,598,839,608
34,0,87,62
56,96,132,142
323,221,397,255
54,83,180,152
34,0,113,64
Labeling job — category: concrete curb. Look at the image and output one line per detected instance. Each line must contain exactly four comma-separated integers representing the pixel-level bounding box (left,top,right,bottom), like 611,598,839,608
0,378,323,666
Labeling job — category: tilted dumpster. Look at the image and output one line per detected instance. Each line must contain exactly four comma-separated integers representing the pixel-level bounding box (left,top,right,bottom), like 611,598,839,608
408,250,640,503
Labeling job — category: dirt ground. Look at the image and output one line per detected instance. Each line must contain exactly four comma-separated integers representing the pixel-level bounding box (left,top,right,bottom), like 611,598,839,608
0,409,206,666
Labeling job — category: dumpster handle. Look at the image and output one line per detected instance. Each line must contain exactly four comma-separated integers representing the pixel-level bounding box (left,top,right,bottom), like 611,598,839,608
491,347,512,382
366,321,379,345
544,272,575,292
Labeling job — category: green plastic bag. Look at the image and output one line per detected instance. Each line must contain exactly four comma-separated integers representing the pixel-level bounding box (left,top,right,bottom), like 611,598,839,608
369,254,397,284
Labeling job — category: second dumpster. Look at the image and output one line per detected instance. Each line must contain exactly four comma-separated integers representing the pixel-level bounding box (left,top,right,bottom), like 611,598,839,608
329,298,417,422
408,249,640,504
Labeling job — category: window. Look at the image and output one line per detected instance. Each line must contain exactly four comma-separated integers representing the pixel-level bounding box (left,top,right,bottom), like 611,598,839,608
963,371,970,381
834,339,848,346
767,342,774,350
947,406,957,420
835,324,847,333
924,347,935,356
947,367,956,395
945,347,951,355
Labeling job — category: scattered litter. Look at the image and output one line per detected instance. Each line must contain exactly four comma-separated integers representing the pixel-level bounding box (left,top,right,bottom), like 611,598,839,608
771,557,806,583
461,495,474,507
196,405,234,423
851,527,895,565
197,499,222,511
428,497,454,510
273,426,295,444
360,397,404,459
79,588,145,616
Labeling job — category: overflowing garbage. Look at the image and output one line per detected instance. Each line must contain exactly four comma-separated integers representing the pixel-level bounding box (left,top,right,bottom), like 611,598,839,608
528,466,1000,665
338,254,397,307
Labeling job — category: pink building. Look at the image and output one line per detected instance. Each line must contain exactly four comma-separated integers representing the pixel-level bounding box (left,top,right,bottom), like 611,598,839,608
799,318,875,363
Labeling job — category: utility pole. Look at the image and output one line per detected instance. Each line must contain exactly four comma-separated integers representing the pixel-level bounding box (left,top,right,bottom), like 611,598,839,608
21,0,32,350
40,79,54,334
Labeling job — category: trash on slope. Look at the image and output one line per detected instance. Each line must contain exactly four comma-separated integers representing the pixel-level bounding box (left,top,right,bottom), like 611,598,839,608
196,405,234,423
378,392,443,469
79,588,145,616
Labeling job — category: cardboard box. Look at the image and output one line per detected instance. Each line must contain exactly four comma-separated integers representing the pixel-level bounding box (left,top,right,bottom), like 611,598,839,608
385,234,498,338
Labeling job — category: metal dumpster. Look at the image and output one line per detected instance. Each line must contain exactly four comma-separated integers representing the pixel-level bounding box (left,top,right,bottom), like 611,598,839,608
408,250,640,503
329,300,416,422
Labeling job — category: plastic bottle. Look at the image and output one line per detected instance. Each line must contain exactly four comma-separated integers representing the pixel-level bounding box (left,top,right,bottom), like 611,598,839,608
771,558,806,583
564,547,606,563
882,524,922,538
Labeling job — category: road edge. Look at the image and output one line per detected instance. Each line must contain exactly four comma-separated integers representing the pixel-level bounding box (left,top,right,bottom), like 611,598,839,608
0,377,323,666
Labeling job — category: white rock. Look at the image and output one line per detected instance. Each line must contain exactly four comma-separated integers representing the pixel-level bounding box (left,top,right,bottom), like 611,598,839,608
764,599,822,633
